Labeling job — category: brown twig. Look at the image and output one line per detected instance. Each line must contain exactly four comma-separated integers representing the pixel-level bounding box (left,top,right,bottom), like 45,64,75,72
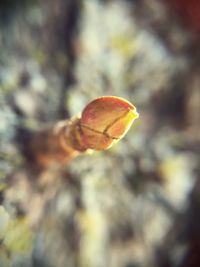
29,96,139,167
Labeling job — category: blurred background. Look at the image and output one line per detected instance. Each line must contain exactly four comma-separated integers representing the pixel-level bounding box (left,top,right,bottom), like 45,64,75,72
0,0,200,267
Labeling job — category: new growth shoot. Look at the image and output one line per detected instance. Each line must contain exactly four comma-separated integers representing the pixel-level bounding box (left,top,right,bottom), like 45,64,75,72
30,96,139,167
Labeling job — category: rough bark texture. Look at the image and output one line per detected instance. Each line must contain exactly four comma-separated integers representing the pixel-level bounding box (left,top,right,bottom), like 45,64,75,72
0,1,200,267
